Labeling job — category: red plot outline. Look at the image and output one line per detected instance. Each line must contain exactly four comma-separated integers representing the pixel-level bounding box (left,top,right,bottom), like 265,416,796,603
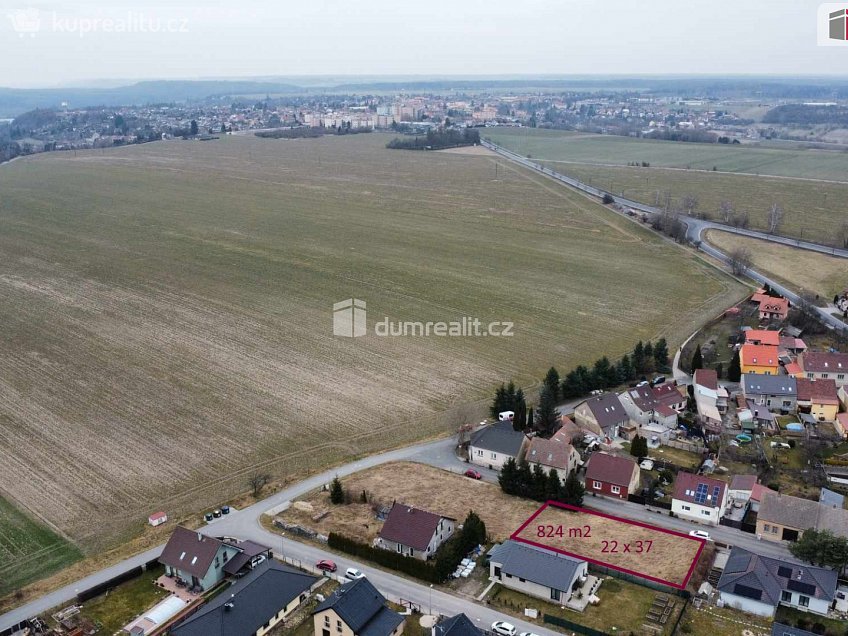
510,501,705,589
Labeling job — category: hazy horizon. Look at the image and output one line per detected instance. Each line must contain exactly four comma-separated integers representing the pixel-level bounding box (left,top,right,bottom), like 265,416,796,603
2,0,847,89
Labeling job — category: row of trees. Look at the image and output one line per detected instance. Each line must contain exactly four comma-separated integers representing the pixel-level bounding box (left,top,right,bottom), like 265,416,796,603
489,381,529,428
386,128,480,150
789,529,848,573
498,458,584,506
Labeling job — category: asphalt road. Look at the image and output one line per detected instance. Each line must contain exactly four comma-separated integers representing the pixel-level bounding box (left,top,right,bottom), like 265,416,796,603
480,140,848,333
2,434,799,634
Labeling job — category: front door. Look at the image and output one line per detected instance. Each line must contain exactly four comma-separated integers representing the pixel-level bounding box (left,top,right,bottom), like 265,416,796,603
494,566,501,579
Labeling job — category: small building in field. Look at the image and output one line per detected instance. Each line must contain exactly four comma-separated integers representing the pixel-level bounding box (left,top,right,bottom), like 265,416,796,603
148,511,168,527
376,503,455,560
717,547,837,618
488,540,589,607
584,452,640,500
671,472,728,525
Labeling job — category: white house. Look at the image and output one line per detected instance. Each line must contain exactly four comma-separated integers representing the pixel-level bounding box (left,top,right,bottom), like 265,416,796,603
718,547,837,618
376,503,455,561
671,472,728,526
468,421,527,471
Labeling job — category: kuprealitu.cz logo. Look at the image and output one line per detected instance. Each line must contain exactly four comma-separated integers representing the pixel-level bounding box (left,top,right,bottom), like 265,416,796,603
6,6,190,38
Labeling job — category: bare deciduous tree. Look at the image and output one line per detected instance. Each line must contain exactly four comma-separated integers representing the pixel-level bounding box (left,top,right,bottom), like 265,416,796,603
839,219,848,248
731,210,749,229
719,200,734,223
766,202,785,234
727,246,752,276
248,473,271,498
682,194,699,216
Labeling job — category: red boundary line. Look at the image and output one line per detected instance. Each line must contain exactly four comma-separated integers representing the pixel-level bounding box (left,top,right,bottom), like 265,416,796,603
510,500,706,590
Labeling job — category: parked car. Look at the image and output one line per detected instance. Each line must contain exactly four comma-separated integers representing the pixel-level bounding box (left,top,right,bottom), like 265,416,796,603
464,469,482,480
316,559,337,573
651,376,666,386
344,567,365,580
519,632,541,636
492,622,517,636
250,555,266,568
689,530,711,541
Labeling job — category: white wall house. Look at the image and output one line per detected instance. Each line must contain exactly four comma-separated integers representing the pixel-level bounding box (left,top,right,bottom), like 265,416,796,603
468,421,527,471
671,473,728,526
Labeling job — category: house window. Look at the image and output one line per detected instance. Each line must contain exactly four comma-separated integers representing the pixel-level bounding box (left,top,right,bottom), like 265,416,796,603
551,588,561,601
764,524,771,532
682,505,691,511
701,510,710,516
782,401,791,408
325,617,330,626
798,595,810,607
491,452,497,459
222,551,228,563
781,591,792,603
772,526,778,534
611,485,621,494
476,449,483,456
397,544,403,553
838,374,845,380
593,481,602,489
337,620,343,631
821,374,829,379
519,577,525,583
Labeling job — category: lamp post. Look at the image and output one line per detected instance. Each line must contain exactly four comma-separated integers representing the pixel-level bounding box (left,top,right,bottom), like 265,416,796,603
280,532,286,564
429,583,433,615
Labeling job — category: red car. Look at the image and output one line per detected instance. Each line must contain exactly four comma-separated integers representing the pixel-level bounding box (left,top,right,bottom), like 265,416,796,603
464,469,482,480
316,559,337,573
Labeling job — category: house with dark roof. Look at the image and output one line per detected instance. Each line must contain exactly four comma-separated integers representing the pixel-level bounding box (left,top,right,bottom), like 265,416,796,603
584,452,640,500
433,614,482,636
800,351,848,388
376,503,455,560
756,491,848,543
169,560,319,636
524,435,581,481
573,393,629,440
488,540,589,607
742,374,797,413
159,526,239,592
717,547,837,617
772,624,818,636
312,577,405,636
222,540,272,577
671,473,728,526
468,421,527,471
619,385,678,432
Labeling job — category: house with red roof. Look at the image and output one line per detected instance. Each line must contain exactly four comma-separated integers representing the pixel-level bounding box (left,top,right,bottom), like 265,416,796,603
671,472,728,525
524,435,581,482
745,330,781,347
376,503,455,560
758,297,790,322
584,452,640,500
740,344,780,375
800,351,848,388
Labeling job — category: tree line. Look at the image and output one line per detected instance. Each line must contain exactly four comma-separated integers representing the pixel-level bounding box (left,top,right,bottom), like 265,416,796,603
387,128,480,150
498,458,584,507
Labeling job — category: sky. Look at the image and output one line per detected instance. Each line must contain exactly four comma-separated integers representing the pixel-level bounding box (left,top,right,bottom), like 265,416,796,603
0,0,846,88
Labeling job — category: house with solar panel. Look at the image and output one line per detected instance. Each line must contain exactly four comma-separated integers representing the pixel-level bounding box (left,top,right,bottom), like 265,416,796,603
717,547,837,617
670,473,728,525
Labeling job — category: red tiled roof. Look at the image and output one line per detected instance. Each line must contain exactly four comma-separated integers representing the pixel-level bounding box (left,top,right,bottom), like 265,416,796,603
378,503,454,552
672,472,727,508
750,483,776,503
802,351,848,374
584,452,638,488
694,368,718,390
526,437,574,471
808,378,839,405
784,362,803,376
740,344,779,368
796,378,812,401
745,330,781,347
759,297,789,315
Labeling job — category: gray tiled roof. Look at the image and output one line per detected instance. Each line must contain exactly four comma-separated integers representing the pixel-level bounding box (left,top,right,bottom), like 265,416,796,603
585,393,629,432
772,624,818,636
759,492,848,537
470,421,525,456
170,560,317,636
717,547,837,606
314,577,403,636
489,540,584,592
435,614,483,636
743,374,797,397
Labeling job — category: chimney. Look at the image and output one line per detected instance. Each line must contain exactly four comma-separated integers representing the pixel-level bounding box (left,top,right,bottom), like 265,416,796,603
197,533,203,542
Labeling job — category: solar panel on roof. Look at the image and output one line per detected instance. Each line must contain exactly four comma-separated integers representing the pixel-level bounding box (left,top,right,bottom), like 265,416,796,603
712,486,721,503
694,483,708,504
787,580,816,596
777,566,793,578
733,584,763,600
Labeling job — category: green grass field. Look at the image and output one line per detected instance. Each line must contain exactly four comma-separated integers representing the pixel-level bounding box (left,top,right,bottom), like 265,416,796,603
485,128,848,243
0,133,744,584
0,495,82,597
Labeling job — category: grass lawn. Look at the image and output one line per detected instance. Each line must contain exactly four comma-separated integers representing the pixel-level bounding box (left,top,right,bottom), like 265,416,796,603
0,495,82,597
67,565,167,634
706,231,848,299
488,577,683,635
678,604,771,636
679,307,760,376
652,446,704,470
774,606,847,636
0,132,745,571
485,127,848,243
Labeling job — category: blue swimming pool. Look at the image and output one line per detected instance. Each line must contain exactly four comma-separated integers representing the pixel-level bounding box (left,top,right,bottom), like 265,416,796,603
786,423,804,432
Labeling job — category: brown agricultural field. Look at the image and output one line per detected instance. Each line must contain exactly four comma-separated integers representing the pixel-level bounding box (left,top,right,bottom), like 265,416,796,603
278,462,539,543
0,132,744,578
514,503,703,587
